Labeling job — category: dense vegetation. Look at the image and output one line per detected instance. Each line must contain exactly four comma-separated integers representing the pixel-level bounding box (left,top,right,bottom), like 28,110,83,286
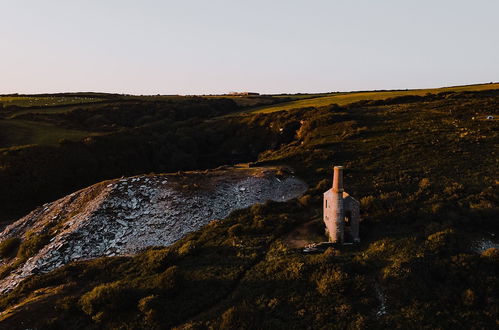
0,87,497,328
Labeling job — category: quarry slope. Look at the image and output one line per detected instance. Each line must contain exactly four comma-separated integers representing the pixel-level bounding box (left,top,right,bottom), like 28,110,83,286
0,166,307,293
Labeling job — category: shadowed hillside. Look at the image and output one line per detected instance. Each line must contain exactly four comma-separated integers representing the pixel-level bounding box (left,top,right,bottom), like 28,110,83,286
0,87,497,329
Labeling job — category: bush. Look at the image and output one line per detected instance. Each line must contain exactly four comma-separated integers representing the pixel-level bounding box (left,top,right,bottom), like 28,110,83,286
154,266,180,291
250,203,266,216
17,234,51,260
315,179,329,191
80,281,138,322
425,229,459,254
139,248,176,273
360,195,375,210
137,295,159,323
481,248,499,260
220,306,252,330
0,237,21,258
298,194,312,207
316,267,349,296
228,224,244,238
177,241,197,257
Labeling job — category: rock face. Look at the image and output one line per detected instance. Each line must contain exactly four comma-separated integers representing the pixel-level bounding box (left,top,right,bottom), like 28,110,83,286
0,166,307,293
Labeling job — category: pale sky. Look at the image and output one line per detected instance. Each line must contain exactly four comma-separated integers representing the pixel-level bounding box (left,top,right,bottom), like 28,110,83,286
0,0,498,95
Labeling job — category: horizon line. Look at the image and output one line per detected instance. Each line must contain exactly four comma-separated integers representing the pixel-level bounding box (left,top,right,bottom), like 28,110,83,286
1,81,497,97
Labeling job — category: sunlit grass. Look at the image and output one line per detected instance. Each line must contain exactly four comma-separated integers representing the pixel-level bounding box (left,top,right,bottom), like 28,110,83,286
0,119,95,149
250,83,499,113
0,96,102,108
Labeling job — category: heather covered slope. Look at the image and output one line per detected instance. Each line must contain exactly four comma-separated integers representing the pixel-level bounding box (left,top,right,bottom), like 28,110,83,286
0,89,497,329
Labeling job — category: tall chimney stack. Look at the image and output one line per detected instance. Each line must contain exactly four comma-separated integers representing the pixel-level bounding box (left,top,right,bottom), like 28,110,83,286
330,165,345,243
332,166,344,192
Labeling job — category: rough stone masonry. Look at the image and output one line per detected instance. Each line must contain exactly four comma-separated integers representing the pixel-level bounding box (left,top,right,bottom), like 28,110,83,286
323,166,360,243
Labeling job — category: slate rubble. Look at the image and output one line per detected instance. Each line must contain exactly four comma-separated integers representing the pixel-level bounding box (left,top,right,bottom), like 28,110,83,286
0,168,307,293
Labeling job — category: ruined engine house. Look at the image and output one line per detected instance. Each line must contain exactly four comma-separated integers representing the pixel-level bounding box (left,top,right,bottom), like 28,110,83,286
323,166,360,243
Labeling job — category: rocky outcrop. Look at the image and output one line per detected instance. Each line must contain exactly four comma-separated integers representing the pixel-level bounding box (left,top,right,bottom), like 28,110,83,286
0,166,307,293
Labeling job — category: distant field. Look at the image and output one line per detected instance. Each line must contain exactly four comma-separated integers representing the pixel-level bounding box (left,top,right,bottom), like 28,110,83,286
0,119,95,149
5,102,116,118
206,92,332,108
269,93,333,99
0,96,104,108
250,83,499,113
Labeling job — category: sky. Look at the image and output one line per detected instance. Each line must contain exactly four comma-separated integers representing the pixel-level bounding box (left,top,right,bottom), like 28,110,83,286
0,0,498,95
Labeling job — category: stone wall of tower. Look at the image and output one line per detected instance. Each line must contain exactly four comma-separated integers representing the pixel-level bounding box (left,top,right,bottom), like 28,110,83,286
323,165,360,244
344,194,360,243
323,194,336,241
330,190,344,242
329,166,345,243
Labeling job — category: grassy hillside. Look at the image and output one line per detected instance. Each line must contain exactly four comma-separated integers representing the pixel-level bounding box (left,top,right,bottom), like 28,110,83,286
250,82,499,113
0,97,244,222
0,95,104,108
0,95,115,150
0,119,97,149
2,83,495,152
0,88,497,329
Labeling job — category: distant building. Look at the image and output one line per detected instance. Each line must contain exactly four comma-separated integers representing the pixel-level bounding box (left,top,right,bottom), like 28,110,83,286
228,92,260,96
323,166,360,243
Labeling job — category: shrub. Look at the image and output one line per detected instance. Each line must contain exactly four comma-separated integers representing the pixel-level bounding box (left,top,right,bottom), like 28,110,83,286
425,229,458,254
316,267,349,296
315,179,329,191
154,266,180,291
419,178,430,190
298,194,312,207
360,195,375,210
220,306,252,329
140,248,175,273
137,295,159,323
79,281,138,322
250,203,266,216
321,247,341,262
228,224,243,237
17,234,51,260
177,241,197,257
462,289,475,306
481,248,499,260
0,237,21,258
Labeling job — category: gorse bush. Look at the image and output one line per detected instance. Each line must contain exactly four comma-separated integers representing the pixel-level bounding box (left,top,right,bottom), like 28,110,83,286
220,306,252,330
316,267,349,296
152,266,180,291
0,237,21,258
16,234,51,260
80,281,139,322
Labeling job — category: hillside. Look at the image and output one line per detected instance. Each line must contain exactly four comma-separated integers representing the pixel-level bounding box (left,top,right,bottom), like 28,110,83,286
0,166,306,294
250,82,499,114
0,86,497,329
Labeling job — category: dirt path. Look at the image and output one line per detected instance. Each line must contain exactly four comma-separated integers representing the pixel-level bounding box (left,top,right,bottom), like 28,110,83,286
283,218,323,248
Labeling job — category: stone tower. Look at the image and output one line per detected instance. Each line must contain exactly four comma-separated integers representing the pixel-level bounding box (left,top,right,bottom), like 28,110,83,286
323,166,360,243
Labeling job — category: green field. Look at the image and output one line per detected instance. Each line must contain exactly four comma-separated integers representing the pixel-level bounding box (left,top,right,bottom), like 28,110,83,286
0,96,104,108
0,119,95,149
4,101,117,118
250,83,499,113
